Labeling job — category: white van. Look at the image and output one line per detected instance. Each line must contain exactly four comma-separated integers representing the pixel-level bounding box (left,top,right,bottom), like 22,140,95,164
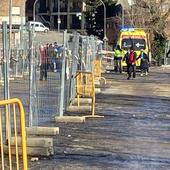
27,21,49,32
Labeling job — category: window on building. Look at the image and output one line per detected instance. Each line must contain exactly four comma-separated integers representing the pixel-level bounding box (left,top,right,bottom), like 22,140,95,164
71,1,82,12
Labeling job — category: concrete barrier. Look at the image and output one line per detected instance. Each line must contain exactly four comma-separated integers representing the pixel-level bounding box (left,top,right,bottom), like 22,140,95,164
4,145,54,156
72,98,92,105
26,127,59,136
95,88,101,93
10,137,53,147
67,105,91,112
55,116,85,123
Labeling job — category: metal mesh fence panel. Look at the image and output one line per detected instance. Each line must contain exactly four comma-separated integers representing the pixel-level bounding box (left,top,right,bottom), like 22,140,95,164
0,27,103,126
35,56,62,125
62,33,101,111
68,32,80,103
164,41,170,65
0,50,3,83
29,32,63,126
62,32,71,111
0,28,62,126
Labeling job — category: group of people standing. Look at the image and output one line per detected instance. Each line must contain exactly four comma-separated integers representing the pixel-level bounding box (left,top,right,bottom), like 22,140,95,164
39,42,63,81
114,45,150,80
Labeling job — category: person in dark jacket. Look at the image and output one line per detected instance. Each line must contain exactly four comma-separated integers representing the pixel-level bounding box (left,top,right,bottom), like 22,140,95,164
39,45,48,80
137,50,149,76
124,49,130,65
124,47,137,80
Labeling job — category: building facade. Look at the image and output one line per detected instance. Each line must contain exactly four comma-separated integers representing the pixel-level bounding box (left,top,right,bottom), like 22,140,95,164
0,0,25,26
26,0,86,32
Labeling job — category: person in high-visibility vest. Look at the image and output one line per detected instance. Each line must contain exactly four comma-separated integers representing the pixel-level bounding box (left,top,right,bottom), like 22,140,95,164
114,45,124,73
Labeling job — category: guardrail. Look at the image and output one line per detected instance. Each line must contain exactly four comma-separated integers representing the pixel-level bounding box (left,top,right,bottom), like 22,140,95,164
0,98,27,170
76,71,95,116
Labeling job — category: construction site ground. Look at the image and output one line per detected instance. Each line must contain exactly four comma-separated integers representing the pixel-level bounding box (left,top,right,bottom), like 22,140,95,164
10,66,170,169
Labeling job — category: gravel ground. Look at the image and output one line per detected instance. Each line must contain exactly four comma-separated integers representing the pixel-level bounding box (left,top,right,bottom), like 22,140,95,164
1,66,170,170
27,66,170,170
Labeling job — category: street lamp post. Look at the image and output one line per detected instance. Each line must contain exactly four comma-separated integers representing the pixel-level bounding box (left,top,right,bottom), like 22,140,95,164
57,0,61,32
99,0,107,50
9,0,12,43
33,0,39,21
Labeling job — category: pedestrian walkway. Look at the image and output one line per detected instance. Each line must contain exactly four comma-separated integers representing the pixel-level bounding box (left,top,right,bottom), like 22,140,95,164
28,67,170,170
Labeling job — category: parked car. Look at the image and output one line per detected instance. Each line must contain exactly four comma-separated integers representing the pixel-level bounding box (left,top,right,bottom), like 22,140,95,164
27,21,49,32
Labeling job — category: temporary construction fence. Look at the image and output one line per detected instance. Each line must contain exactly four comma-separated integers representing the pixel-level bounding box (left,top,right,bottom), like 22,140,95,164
0,98,27,170
61,32,104,116
76,71,95,116
164,41,170,65
0,22,104,127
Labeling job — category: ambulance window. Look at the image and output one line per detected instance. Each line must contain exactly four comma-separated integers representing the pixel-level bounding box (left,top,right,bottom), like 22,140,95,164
122,38,146,50
133,39,146,50
121,39,132,50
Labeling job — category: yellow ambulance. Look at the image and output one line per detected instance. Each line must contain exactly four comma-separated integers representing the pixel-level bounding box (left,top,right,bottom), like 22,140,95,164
117,28,150,68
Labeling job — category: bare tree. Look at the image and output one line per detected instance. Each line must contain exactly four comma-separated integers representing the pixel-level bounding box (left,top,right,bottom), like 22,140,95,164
128,0,170,38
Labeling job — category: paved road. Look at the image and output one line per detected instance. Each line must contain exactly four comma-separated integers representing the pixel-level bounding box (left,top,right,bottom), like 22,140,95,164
28,66,170,169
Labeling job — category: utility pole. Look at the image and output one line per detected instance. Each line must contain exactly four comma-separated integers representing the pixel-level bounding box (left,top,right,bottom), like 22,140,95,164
58,0,61,32
9,0,12,53
7,0,12,101
20,0,25,49
33,0,38,21
99,0,108,50
2,22,9,100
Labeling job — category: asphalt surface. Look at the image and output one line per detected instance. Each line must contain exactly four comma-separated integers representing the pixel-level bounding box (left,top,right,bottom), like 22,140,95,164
1,66,170,169
27,66,170,170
